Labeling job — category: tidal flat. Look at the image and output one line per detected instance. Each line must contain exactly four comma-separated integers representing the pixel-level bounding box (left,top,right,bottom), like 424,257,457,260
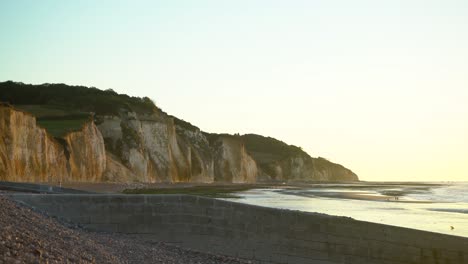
64,181,468,237
224,182,468,238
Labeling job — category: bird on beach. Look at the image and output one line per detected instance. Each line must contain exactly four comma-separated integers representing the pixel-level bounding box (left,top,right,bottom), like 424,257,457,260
450,226,455,230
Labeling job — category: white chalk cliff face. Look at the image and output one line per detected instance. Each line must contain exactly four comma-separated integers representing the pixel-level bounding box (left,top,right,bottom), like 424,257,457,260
0,106,107,182
0,97,358,183
212,136,257,183
96,111,216,183
94,108,357,183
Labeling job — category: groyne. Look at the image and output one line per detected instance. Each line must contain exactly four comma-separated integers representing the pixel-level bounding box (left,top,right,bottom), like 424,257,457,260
10,194,468,264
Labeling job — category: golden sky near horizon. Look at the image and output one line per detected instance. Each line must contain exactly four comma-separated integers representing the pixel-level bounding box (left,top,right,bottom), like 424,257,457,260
1,1,467,181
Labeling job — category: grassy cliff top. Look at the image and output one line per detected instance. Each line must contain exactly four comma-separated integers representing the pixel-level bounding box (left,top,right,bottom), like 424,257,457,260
0,81,158,115
0,81,160,137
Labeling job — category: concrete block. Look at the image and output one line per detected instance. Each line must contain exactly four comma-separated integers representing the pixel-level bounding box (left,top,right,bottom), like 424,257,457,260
177,204,202,215
89,213,111,224
74,195,92,203
84,223,118,233
72,215,91,224
283,254,329,264
125,195,145,204
211,216,230,228
196,197,214,207
330,242,368,257
180,195,197,204
153,204,174,214
107,195,128,204
13,193,468,264
90,195,110,204
341,255,370,264
145,195,164,204
52,195,77,204
268,253,289,264
229,247,254,260
162,195,181,203
432,235,468,252
108,203,125,216
168,214,188,224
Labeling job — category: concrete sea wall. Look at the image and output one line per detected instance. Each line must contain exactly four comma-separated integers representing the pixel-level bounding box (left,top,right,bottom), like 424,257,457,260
10,194,468,264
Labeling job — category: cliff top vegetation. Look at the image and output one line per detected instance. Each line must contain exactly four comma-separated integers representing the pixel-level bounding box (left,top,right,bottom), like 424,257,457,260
0,81,160,137
0,81,158,115
241,134,307,159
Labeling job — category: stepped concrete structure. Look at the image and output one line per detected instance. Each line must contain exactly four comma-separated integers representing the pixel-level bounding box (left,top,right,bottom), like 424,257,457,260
9,194,468,264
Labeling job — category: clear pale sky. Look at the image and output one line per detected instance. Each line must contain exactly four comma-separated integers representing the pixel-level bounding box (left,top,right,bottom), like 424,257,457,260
1,0,467,181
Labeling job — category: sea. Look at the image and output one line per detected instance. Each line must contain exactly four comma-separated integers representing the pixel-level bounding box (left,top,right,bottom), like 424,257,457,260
225,182,468,238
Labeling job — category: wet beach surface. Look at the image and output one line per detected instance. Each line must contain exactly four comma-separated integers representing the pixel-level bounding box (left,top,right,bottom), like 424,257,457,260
225,182,468,238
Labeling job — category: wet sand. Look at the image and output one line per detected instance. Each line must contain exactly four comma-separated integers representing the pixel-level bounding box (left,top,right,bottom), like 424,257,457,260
224,182,468,237
282,190,436,203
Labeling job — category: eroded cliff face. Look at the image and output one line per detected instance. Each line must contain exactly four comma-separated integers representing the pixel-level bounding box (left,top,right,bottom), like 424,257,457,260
0,105,358,183
240,134,358,182
311,157,358,181
0,106,68,182
96,112,264,183
96,112,215,183
212,136,257,183
256,154,358,182
0,105,109,183
64,122,107,182
0,104,358,184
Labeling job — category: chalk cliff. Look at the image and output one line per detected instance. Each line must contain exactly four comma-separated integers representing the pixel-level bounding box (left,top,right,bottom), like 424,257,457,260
96,112,215,183
64,121,107,182
0,106,68,182
211,135,257,183
0,105,107,182
0,81,358,183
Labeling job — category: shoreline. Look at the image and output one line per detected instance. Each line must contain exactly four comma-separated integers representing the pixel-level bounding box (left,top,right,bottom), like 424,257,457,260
56,181,447,203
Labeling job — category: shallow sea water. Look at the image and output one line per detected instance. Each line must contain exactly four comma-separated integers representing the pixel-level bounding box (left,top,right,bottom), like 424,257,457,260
226,183,468,238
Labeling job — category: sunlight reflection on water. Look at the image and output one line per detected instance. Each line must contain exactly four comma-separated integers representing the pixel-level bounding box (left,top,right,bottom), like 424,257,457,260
225,183,468,238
